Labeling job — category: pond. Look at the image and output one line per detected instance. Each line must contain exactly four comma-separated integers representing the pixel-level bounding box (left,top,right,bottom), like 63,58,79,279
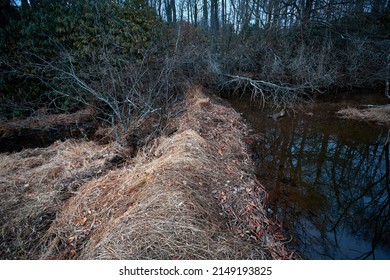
224,92,390,260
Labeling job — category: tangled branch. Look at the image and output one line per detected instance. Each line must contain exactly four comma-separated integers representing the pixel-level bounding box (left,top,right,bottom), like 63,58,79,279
220,74,311,109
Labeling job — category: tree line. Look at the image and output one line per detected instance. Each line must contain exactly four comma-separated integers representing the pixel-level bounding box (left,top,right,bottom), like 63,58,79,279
149,0,389,32
1,0,389,141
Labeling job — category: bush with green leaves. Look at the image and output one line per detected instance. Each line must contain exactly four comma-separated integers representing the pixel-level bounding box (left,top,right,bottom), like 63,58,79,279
1,0,162,119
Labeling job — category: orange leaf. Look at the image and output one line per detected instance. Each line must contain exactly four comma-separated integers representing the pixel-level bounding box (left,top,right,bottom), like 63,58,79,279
80,217,87,226
70,249,76,257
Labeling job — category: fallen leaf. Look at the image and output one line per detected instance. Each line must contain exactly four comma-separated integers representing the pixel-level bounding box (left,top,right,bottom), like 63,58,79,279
68,236,76,243
69,249,76,257
80,217,87,226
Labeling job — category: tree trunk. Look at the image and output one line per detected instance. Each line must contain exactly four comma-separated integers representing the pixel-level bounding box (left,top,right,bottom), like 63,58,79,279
210,0,219,34
194,0,198,26
202,0,208,28
266,0,274,29
254,0,261,28
272,0,281,28
165,0,172,23
221,0,225,30
302,0,313,28
171,0,176,24
158,0,162,17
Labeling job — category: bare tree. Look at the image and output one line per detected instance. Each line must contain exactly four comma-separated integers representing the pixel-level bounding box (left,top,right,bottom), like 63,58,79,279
202,0,208,27
210,0,219,33
165,0,177,23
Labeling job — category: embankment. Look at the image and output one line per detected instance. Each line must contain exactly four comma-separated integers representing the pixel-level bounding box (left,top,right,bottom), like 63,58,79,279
0,86,294,259
336,105,390,127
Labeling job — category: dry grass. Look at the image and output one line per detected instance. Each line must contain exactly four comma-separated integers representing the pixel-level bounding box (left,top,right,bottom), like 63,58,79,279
0,140,123,259
1,85,296,260
0,109,94,138
337,106,390,126
42,129,255,259
177,86,295,259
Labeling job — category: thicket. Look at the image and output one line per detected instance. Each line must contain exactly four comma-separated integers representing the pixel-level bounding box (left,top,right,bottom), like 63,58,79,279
1,0,390,142
1,1,166,132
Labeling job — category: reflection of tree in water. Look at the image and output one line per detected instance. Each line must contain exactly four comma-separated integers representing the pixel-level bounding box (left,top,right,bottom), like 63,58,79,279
255,117,390,259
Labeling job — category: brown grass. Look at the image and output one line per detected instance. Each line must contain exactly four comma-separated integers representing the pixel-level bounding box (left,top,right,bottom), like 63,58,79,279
0,140,123,259
178,86,295,259
1,85,296,260
42,129,257,259
0,108,95,137
336,106,390,126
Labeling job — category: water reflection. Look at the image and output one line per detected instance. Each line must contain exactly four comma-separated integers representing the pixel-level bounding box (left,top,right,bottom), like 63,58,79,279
227,96,390,259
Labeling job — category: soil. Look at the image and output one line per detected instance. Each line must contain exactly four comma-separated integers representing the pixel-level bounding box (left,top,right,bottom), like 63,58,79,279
0,85,295,260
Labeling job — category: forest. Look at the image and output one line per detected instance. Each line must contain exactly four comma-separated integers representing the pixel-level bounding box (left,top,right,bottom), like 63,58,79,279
1,0,390,141
0,0,390,261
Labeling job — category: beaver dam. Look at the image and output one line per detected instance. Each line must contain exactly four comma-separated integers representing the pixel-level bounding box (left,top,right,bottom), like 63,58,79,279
2,0,390,262
0,86,294,260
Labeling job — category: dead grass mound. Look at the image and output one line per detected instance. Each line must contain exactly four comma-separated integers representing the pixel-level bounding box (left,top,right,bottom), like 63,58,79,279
177,86,294,259
41,129,256,259
0,140,122,259
2,85,295,260
337,106,390,126
39,85,294,260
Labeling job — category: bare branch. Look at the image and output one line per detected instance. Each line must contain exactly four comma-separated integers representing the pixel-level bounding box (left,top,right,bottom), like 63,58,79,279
220,74,310,109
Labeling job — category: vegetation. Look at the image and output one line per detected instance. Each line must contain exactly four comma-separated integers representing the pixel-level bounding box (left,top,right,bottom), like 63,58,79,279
337,105,390,126
0,86,296,260
1,0,389,261
1,0,390,140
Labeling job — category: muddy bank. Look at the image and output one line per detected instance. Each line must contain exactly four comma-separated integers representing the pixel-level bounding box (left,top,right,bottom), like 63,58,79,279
0,86,294,260
336,105,390,127
0,109,97,153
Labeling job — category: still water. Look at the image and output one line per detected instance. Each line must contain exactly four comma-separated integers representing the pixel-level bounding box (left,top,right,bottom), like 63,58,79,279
225,93,390,259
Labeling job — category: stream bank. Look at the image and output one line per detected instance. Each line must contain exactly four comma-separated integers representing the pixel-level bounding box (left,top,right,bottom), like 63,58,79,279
0,109,98,153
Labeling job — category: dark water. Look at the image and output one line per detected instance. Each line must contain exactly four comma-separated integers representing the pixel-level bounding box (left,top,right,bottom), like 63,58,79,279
0,121,97,153
225,93,390,260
